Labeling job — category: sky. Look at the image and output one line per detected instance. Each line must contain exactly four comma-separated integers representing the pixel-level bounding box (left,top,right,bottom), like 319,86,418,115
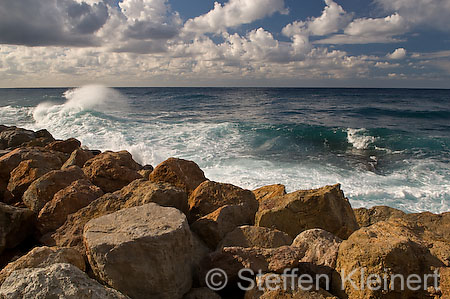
1,0,450,88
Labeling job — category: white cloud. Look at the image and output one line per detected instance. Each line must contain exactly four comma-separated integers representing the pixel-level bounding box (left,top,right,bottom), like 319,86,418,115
183,0,288,34
375,61,400,68
387,48,407,60
307,0,352,36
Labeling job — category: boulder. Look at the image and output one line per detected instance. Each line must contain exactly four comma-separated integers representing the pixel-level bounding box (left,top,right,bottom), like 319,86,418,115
0,126,50,150
37,179,104,234
183,288,221,299
252,184,286,202
42,180,187,254
22,166,86,214
332,220,444,298
191,205,258,249
84,203,194,299
45,138,81,154
21,129,55,148
440,267,450,298
189,181,258,222
0,246,85,284
218,225,293,250
354,205,406,227
82,150,142,193
0,203,34,255
61,148,94,169
0,263,128,298
255,184,358,240
150,157,207,195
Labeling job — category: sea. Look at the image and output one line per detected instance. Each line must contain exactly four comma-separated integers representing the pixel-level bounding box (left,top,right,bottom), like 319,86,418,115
0,85,449,214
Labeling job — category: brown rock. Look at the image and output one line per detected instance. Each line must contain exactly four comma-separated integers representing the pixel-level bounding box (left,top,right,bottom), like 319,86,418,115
0,127,42,150
42,180,187,253
0,246,85,285
189,181,258,222
255,184,358,240
150,157,207,195
45,138,81,154
354,205,406,227
61,148,94,169
0,203,34,255
37,179,104,234
183,288,221,299
20,129,55,148
332,220,444,298
84,203,194,299
22,166,86,214
253,184,286,202
440,267,450,298
82,150,142,193
218,225,293,250
191,204,258,249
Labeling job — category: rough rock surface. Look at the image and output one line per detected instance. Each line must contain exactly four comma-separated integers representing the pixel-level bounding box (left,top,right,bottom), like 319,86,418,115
42,180,187,253
0,246,86,284
0,126,54,150
37,179,104,233
354,205,406,227
333,220,445,298
252,184,286,202
84,203,194,299
0,263,128,298
441,267,450,298
183,288,221,299
218,225,293,250
61,148,94,169
82,150,142,193
189,181,258,222
150,157,207,195
0,203,34,255
44,138,81,154
255,184,358,239
191,204,257,249
22,166,86,213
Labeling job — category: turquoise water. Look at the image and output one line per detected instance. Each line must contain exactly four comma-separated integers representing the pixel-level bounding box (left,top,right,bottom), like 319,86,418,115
0,86,449,213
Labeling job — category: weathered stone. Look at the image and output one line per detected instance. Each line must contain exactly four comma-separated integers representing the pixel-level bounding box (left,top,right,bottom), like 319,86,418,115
21,129,55,147
0,263,128,298
22,166,86,213
255,184,358,240
253,184,286,202
0,127,38,150
191,205,257,249
189,181,258,222
332,220,444,299
0,246,85,284
0,203,34,255
183,288,221,299
354,205,406,227
150,157,207,195
218,225,293,250
82,150,142,193
138,169,153,180
37,179,103,234
84,203,194,299
440,267,450,298
45,138,81,154
61,148,94,169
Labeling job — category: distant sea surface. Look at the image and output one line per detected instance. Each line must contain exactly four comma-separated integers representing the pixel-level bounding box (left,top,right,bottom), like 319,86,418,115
1,86,449,213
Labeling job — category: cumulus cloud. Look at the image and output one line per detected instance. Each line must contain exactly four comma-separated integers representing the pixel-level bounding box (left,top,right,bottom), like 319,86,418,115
183,0,288,34
387,48,407,60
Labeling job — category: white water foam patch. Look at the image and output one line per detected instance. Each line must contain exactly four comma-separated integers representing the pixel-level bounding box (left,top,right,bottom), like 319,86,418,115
346,128,377,150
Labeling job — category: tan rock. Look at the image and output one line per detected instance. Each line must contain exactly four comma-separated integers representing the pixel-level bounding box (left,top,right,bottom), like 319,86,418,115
22,166,86,214
0,203,34,255
84,203,194,299
150,157,207,195
37,179,104,234
44,138,81,154
253,184,286,202
189,181,258,222
255,184,358,240
82,150,142,192
218,225,293,250
440,267,450,298
191,204,258,249
332,220,444,299
0,263,128,299
61,148,94,169
0,246,85,284
183,287,221,299
354,205,406,227
42,180,187,254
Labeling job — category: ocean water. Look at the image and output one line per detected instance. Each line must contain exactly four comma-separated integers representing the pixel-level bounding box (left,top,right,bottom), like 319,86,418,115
0,85,449,213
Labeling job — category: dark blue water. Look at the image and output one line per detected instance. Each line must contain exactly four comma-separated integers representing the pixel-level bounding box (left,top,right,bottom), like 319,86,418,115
1,86,449,213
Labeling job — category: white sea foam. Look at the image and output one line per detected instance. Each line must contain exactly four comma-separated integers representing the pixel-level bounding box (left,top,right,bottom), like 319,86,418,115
346,128,377,150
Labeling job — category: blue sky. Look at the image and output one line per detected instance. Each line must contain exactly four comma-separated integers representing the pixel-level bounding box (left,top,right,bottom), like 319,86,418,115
1,0,450,87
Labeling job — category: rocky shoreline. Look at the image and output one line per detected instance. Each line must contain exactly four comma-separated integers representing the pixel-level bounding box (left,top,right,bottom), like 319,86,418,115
0,124,449,298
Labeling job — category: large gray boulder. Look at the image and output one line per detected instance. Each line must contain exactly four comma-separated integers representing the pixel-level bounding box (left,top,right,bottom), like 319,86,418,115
0,203,34,255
